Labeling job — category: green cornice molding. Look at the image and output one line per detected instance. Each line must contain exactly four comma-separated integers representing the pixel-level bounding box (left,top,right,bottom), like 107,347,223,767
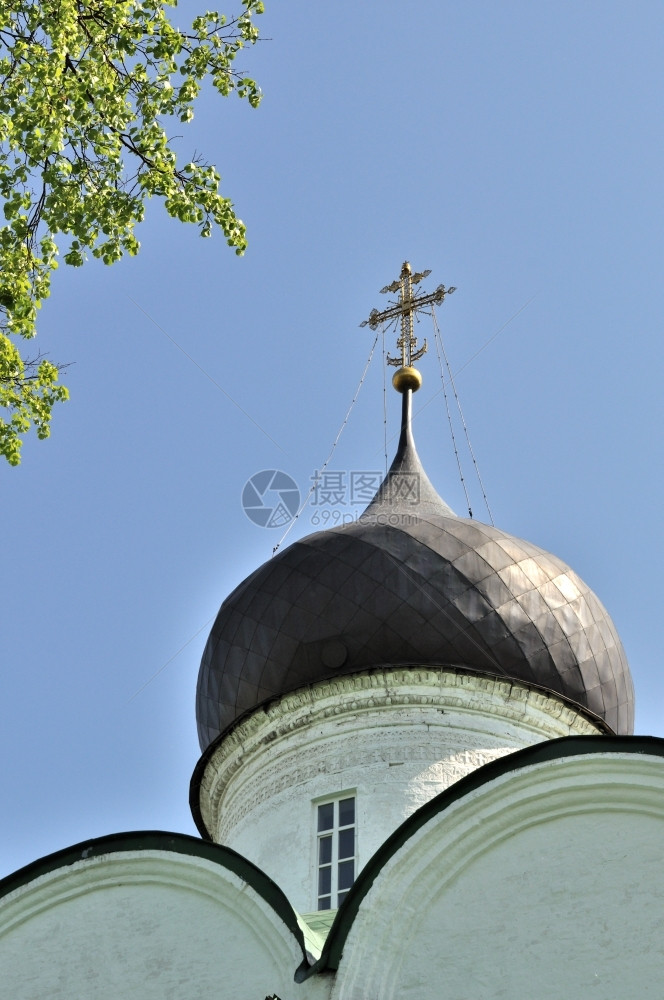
191,664,607,840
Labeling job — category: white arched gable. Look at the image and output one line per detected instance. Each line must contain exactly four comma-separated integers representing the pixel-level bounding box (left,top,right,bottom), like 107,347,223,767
327,739,664,1000
0,833,315,1000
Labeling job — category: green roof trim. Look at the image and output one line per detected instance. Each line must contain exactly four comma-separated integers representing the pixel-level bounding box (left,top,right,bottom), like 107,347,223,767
0,830,311,975
297,735,664,980
300,908,338,945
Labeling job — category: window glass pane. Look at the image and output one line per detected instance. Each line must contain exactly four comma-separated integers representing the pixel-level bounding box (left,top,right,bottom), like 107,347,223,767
318,866,331,895
338,859,354,891
339,797,355,826
317,802,334,832
317,795,356,911
338,827,354,860
318,835,332,865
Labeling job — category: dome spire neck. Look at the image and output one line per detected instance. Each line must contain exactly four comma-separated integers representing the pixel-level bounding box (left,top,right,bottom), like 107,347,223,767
397,384,415,456
361,384,456,520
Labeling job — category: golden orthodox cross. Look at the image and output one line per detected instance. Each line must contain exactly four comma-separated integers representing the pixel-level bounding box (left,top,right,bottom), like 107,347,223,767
360,261,456,368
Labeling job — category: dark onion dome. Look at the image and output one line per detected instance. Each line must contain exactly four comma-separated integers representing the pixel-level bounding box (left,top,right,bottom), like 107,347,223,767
197,392,634,749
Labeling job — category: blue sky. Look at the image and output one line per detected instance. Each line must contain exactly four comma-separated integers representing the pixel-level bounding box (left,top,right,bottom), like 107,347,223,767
2,1,663,877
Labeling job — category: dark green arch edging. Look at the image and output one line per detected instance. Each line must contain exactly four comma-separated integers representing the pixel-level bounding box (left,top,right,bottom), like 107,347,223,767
0,829,310,977
297,734,664,981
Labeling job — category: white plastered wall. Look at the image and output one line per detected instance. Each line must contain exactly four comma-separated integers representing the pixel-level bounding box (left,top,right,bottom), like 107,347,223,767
0,847,318,1000
332,750,664,1000
197,667,601,914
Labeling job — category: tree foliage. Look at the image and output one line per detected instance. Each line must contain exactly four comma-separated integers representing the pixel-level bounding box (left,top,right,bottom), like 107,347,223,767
0,0,264,464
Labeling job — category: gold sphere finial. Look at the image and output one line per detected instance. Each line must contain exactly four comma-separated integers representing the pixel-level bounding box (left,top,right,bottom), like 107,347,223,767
392,366,422,393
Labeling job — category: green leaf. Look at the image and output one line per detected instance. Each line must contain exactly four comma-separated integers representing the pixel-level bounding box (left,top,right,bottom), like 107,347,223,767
0,0,264,463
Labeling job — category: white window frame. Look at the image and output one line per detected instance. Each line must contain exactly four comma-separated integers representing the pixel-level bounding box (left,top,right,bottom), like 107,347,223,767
313,791,357,911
